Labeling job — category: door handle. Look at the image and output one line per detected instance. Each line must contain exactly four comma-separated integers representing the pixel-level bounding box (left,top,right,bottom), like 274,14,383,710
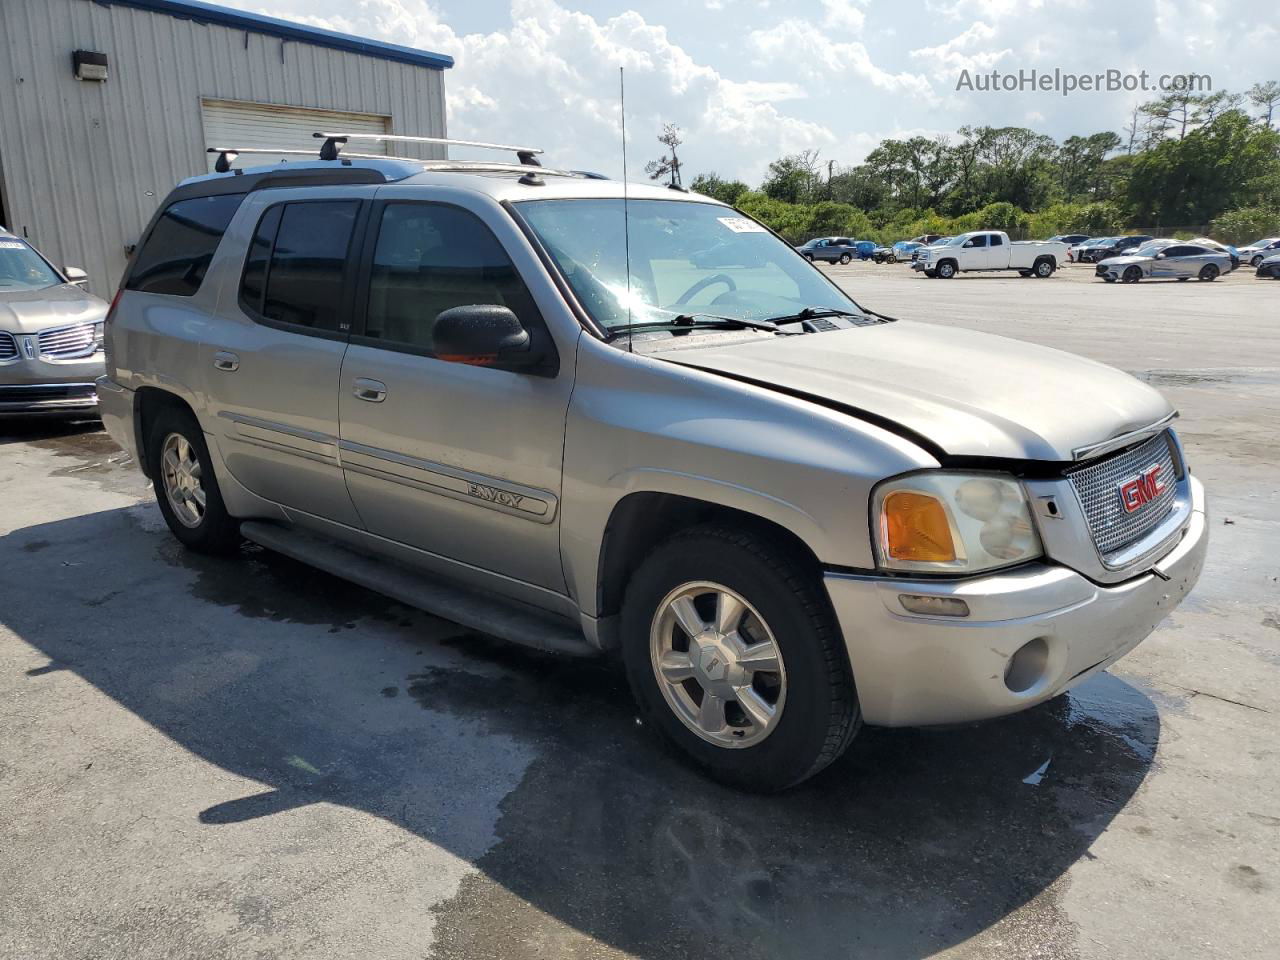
353,378,387,403
212,351,239,372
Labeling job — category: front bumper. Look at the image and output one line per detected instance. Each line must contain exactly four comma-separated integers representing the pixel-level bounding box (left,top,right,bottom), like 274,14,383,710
825,476,1207,727
0,354,103,415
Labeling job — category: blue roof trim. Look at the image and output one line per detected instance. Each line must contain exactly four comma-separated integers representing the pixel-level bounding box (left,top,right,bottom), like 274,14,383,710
86,0,454,70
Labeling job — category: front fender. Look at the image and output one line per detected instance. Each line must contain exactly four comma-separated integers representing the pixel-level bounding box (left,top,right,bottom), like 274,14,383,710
559,336,937,616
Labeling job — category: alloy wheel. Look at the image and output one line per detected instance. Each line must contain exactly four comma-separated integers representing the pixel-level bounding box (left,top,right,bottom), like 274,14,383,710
161,432,207,528
649,581,787,749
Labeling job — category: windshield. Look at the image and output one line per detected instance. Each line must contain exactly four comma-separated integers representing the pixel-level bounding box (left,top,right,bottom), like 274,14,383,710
0,239,62,291
1133,242,1170,257
514,199,861,330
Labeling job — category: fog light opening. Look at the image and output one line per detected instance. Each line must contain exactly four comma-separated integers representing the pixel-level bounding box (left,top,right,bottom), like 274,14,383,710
898,594,970,617
1005,637,1051,694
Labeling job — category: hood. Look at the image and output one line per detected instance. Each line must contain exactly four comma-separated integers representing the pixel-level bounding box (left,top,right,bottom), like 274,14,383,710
0,284,108,333
655,320,1173,461
1098,254,1149,266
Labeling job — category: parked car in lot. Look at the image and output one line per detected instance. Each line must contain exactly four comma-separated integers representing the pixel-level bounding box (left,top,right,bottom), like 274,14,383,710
887,240,922,262
796,237,860,264
0,228,106,417
913,231,1068,278
1046,234,1091,247
1188,237,1239,271
1077,235,1153,263
909,233,945,246
1237,236,1280,267
1255,252,1280,279
1095,241,1232,283
100,151,1207,790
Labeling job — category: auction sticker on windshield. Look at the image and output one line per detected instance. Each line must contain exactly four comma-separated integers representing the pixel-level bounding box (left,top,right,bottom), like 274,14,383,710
718,217,767,233
0,241,27,249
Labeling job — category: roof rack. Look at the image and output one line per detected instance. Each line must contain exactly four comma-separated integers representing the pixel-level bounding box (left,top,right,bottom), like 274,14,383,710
206,146,385,173
313,132,544,167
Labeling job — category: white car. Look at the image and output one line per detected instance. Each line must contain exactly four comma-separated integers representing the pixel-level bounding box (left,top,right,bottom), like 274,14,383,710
1095,241,1233,283
912,231,1068,278
1238,237,1280,267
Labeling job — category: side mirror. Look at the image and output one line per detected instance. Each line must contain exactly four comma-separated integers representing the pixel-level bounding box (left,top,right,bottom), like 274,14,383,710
1155,252,1166,259
433,304,547,373
65,266,88,287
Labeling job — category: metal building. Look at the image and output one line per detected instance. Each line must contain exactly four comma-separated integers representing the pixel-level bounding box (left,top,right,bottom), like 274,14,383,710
0,0,452,292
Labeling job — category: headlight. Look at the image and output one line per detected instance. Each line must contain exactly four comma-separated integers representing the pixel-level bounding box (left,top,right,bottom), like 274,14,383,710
93,321,105,350
873,472,1043,574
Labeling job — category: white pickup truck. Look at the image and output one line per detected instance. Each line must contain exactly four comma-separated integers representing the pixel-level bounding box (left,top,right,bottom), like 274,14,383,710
913,231,1068,279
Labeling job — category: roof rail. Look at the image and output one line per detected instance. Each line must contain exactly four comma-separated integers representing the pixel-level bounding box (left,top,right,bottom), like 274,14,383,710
314,132,544,167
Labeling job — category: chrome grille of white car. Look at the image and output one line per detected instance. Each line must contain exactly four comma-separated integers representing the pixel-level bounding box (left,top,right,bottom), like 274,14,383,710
37,321,97,360
0,331,16,361
1066,431,1179,556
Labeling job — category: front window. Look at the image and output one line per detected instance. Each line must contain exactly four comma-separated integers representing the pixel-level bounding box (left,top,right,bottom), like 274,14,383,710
513,199,860,330
0,239,63,291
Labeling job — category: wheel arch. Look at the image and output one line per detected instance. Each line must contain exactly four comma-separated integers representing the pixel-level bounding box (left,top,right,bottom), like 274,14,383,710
134,386,200,479
595,490,826,627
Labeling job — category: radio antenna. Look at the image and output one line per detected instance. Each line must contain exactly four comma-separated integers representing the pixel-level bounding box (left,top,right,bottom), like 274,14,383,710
620,66,633,354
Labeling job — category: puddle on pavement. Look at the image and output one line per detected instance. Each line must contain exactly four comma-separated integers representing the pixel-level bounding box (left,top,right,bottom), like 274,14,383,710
409,636,1159,960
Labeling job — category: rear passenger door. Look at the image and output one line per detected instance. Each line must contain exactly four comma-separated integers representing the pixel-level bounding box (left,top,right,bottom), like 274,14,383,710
200,189,366,526
336,194,576,597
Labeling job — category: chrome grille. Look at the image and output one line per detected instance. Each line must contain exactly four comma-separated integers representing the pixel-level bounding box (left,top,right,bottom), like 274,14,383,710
37,321,97,360
0,331,16,361
1067,431,1178,556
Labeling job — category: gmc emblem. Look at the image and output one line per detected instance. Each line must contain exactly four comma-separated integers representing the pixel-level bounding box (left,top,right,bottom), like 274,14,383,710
1119,464,1165,513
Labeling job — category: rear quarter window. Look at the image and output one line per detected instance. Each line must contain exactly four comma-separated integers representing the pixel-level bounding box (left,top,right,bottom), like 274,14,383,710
127,194,245,297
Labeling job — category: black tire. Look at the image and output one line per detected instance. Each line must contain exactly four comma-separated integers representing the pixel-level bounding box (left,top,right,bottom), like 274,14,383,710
1103,276,1116,283
804,253,814,262
936,260,956,278
886,254,897,263
1178,276,1189,281
621,524,860,792
838,253,852,265
1198,264,1219,281
1033,258,1054,278
1018,270,1031,277
1251,254,1264,267
148,406,241,555
1123,266,1142,284
924,270,937,278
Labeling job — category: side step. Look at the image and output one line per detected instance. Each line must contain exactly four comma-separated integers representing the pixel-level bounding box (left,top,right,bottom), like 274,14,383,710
240,521,597,657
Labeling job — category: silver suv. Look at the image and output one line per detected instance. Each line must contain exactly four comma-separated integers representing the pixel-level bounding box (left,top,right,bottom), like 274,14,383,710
99,149,1207,790
1,229,106,417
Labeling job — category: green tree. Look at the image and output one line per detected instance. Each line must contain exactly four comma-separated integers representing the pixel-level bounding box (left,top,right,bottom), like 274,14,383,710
689,173,750,206
1248,81,1280,128
1210,205,1280,245
644,124,684,187
761,151,822,204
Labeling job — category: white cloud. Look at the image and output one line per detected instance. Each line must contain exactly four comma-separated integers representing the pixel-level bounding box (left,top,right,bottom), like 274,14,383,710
909,21,1011,81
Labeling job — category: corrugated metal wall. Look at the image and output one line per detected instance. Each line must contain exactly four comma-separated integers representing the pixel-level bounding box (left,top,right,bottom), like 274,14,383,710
0,0,447,293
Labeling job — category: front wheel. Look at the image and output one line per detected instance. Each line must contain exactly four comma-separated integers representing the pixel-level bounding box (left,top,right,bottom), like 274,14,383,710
804,253,814,262
1252,255,1264,267
936,261,956,278
1198,264,1219,281
149,406,242,554
1123,266,1142,283
621,525,860,792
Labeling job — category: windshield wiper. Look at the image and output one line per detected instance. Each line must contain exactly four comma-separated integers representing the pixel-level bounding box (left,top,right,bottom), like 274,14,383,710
763,307,867,325
605,312,782,341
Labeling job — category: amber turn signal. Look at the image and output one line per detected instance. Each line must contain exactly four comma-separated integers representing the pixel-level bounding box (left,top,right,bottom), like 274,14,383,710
882,490,957,563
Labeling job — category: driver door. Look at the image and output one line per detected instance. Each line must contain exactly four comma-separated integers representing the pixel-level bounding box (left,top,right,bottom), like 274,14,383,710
336,193,576,594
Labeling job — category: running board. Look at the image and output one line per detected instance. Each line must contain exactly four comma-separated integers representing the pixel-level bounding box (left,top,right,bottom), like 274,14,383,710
240,521,596,657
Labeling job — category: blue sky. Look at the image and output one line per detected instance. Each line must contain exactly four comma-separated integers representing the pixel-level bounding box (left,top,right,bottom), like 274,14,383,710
227,0,1278,184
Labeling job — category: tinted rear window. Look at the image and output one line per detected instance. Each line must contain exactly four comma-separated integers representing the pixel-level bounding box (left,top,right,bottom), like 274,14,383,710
250,201,359,332
127,194,245,296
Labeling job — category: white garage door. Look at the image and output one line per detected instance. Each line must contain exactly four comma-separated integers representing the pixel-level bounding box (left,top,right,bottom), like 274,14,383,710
201,99,390,171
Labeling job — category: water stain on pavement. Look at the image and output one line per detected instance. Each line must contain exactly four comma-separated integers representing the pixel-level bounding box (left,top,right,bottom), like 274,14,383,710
407,635,1157,960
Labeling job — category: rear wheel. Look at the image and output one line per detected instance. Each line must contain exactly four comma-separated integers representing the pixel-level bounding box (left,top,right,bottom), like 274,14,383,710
621,525,860,792
1122,265,1142,283
1198,264,1219,281
148,407,241,555
1034,258,1054,278
839,253,852,265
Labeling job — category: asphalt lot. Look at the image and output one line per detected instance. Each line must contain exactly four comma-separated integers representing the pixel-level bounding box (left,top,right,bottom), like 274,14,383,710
2,260,1277,959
